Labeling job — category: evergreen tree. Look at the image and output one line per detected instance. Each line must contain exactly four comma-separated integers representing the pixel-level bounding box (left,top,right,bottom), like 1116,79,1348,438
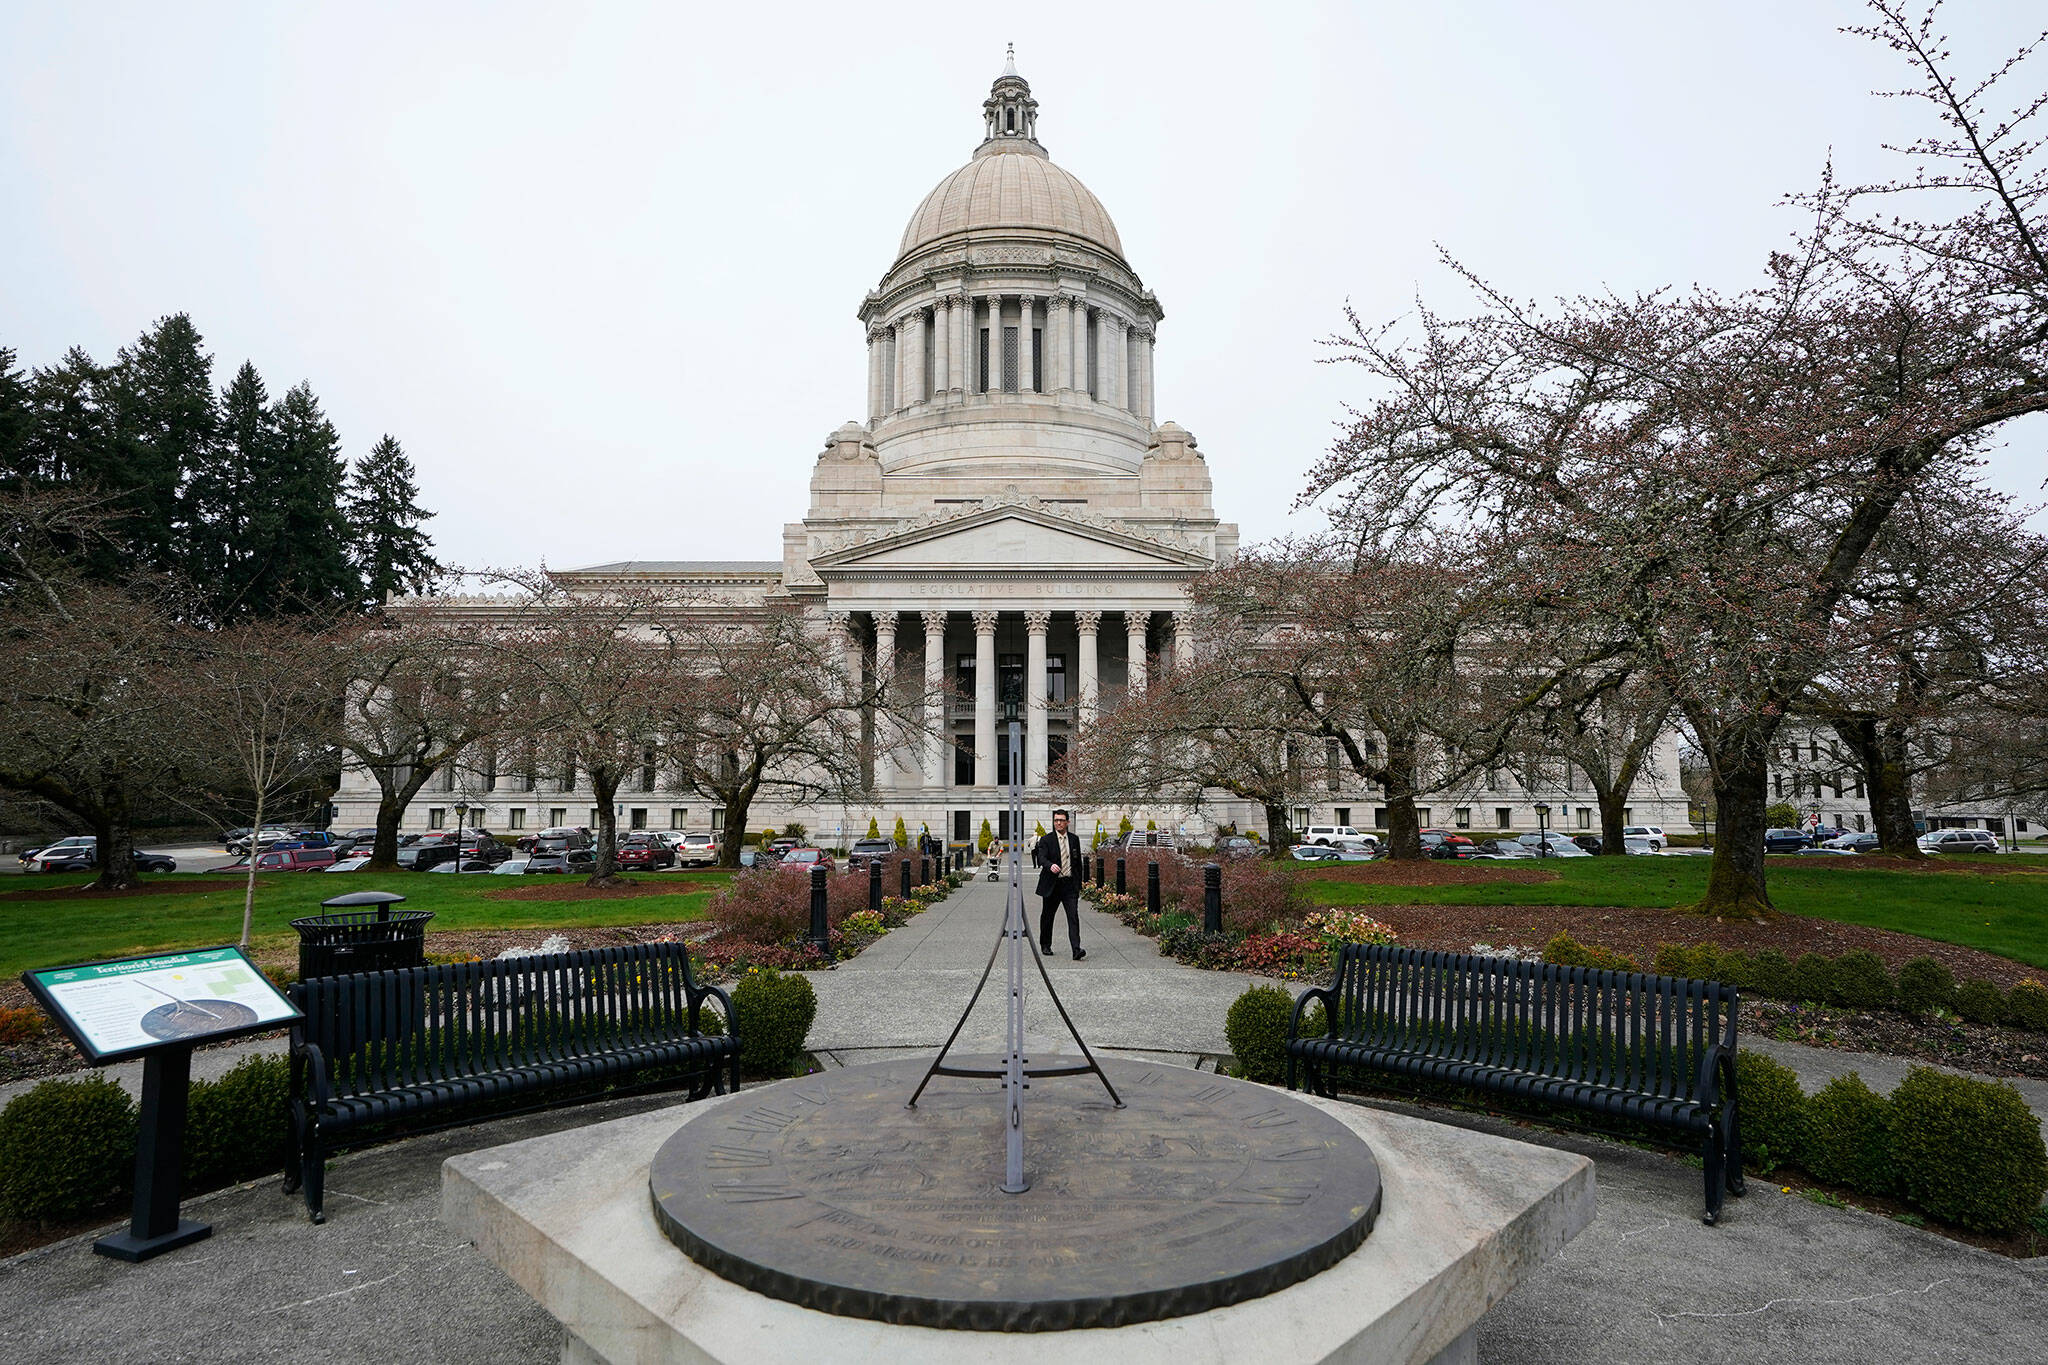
345,434,441,606
249,382,359,616
189,361,277,622
25,347,112,488
0,347,32,485
108,314,216,573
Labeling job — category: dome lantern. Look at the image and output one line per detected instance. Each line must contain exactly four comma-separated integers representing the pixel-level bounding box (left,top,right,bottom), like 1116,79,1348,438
979,45,1042,155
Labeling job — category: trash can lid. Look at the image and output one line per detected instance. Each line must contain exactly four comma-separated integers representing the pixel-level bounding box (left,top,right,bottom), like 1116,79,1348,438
320,890,409,909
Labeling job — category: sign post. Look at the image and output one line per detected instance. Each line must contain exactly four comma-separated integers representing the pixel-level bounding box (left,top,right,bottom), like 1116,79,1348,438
23,946,302,1263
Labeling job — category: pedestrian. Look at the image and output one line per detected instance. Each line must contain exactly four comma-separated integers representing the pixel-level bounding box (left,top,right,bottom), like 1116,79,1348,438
1033,809,1086,960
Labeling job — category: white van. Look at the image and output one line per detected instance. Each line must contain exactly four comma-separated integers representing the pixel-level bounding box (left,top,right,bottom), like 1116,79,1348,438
1302,825,1377,850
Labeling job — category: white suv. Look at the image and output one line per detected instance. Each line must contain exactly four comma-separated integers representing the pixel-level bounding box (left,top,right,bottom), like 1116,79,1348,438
1622,825,1666,850
675,832,719,866
1302,825,1377,850
1918,828,1999,855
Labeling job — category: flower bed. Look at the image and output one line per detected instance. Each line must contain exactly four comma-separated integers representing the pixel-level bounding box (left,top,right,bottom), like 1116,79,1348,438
695,867,963,977
1083,857,1382,978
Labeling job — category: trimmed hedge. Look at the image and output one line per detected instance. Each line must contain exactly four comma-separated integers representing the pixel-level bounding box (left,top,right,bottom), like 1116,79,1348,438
1225,985,1296,1084
183,1054,291,1193
1895,957,1956,1018
1801,1073,1893,1194
731,968,817,1079
0,1075,136,1225
1889,1067,2048,1234
1734,1051,1808,1175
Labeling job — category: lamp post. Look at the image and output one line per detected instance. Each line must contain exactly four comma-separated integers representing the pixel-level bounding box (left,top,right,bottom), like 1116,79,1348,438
1534,803,1550,858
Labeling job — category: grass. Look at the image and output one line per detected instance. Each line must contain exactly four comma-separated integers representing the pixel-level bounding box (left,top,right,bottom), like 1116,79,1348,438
0,869,730,978
1299,855,2048,969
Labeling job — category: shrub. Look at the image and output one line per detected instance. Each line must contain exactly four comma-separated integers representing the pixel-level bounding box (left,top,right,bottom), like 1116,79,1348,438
1895,957,1957,1017
1800,1073,1893,1195
705,867,867,944
841,909,885,938
1829,951,1894,1011
1225,985,1297,1084
1236,932,1331,982
1734,1050,1807,1175
1790,953,1838,1004
0,1076,137,1224
1748,950,1797,999
1300,908,1397,947
1954,979,2006,1026
1889,1067,2048,1234
0,1006,48,1044
1651,943,1711,979
2005,979,2048,1032
1542,932,1639,972
731,968,817,1079
184,1054,291,1192
1707,949,1756,991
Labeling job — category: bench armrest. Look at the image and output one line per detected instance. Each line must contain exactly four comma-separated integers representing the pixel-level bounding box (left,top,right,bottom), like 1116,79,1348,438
296,1040,333,1108
1289,985,1337,1041
1693,1040,1727,1107
692,983,735,1041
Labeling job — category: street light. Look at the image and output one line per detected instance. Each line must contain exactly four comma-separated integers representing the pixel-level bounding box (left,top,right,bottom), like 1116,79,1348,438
1534,803,1551,857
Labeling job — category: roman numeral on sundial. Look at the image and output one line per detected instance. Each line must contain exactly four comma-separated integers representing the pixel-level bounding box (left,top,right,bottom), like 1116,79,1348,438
1258,1145,1327,1163
1216,1183,1318,1205
1241,1107,1297,1128
712,1182,803,1203
704,1145,775,1169
1190,1084,1232,1105
727,1106,803,1135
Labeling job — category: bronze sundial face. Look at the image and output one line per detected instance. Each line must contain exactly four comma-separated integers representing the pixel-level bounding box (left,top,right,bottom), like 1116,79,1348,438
649,1058,1381,1331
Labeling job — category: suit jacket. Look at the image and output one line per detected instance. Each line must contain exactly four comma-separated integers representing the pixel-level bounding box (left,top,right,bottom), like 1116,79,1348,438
1033,830,1083,898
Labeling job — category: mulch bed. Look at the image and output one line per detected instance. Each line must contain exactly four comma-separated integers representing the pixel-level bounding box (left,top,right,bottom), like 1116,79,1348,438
483,880,697,901
0,878,248,902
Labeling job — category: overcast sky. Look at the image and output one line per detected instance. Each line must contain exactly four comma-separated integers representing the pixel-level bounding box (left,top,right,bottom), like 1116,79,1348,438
3,1,2042,572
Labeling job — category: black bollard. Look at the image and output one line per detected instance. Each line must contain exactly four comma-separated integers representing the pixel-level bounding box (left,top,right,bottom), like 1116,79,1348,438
1203,862,1222,934
1146,861,1160,917
868,860,882,913
1115,857,1126,895
901,858,912,899
1094,855,1104,888
920,855,930,886
809,866,829,952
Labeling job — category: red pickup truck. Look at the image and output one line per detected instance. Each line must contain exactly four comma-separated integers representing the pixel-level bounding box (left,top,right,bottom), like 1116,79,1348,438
241,847,338,872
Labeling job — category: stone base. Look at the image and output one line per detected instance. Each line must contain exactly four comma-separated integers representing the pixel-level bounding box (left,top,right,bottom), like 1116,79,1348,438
444,1084,1593,1364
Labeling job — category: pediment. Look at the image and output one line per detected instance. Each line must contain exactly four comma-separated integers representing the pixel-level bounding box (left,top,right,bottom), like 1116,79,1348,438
810,504,1210,574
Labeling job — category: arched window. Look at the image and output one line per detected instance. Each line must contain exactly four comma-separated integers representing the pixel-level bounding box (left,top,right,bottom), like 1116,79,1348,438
1007,108,1015,132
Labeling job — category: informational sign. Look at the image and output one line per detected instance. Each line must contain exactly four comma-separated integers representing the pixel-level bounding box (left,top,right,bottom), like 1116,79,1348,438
24,946,301,1064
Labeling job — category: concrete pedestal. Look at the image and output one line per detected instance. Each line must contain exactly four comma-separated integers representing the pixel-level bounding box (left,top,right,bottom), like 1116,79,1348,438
444,1083,1593,1365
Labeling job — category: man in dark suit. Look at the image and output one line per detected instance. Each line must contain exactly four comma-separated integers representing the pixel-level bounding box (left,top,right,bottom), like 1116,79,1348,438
1033,809,1086,960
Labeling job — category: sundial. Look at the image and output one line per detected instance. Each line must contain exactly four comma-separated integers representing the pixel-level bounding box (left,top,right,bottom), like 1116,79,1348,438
649,687,1383,1329
648,1057,1381,1330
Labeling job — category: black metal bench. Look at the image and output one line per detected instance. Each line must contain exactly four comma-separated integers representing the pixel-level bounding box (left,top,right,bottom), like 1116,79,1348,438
1287,944,1745,1223
285,943,738,1223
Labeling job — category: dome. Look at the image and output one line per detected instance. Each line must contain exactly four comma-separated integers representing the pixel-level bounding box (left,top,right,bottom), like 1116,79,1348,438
897,150,1124,260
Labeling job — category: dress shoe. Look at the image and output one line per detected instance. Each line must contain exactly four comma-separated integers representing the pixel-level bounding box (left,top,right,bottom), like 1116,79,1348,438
1072,948,1087,960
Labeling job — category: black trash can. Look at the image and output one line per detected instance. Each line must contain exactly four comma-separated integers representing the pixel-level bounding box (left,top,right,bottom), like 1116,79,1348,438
292,891,433,979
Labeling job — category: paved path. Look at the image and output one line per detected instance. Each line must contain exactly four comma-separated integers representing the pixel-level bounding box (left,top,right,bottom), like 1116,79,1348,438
803,874,1267,1070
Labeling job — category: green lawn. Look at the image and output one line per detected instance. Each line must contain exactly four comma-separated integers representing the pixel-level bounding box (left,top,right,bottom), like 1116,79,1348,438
1299,855,2048,970
0,869,730,978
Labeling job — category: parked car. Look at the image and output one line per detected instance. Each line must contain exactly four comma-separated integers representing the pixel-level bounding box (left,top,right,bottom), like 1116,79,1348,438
674,832,719,867
26,838,178,873
519,827,593,855
1419,829,1477,859
1822,832,1880,853
770,838,802,855
427,858,499,873
1121,831,1183,851
324,856,372,873
738,847,776,868
1763,828,1813,853
1515,833,1591,857
230,847,337,873
615,836,677,870
1621,825,1667,850
20,835,96,868
1468,839,1535,860
1214,836,1262,859
777,847,835,873
1290,843,1342,861
226,826,297,856
273,830,338,851
491,858,531,875
1919,828,2000,855
525,848,597,874
1301,825,1372,848
846,838,898,870
414,839,509,871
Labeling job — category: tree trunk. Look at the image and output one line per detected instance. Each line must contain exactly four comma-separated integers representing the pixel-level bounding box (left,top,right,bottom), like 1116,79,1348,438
1698,742,1775,918
238,788,267,947
587,771,624,885
92,794,141,892
1380,734,1424,859
1835,717,1927,859
366,765,431,870
1595,782,1629,856
1263,801,1295,851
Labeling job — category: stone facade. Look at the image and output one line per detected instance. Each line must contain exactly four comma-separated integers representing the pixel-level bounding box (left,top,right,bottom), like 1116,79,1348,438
334,55,1692,847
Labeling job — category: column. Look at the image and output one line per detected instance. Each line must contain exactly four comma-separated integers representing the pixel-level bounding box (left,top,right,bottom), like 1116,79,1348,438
1108,316,1126,410
1125,610,1148,698
1047,294,1069,393
1075,610,1101,728
874,612,897,792
830,611,867,787
932,298,951,398
865,328,885,423
950,292,968,393
892,318,911,413
909,310,928,404
1095,314,1115,406
1172,610,1194,668
1136,324,1156,421
985,292,1004,392
1073,302,1090,393
1019,293,1036,393
922,610,947,789
973,611,998,786
1026,610,1050,788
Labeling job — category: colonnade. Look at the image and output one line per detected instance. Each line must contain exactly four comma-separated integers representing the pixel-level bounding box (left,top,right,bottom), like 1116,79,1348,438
866,291,1156,424
829,606,1192,794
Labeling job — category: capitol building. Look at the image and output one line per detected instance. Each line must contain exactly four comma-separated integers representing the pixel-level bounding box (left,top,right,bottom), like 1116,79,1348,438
336,55,1692,848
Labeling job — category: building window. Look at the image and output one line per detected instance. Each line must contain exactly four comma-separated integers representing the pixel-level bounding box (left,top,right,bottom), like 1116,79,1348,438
549,807,566,827
1087,314,1098,398
954,810,971,843
955,736,974,786
1623,808,1633,824
1002,326,1019,392
1334,807,1351,829
1416,808,1431,827
1854,814,1866,832
1773,773,1784,798
1496,808,1512,829
1031,327,1042,391
711,807,725,832
1453,807,1469,829
1047,653,1068,702
978,328,990,392
642,749,657,793
630,808,647,830
428,808,446,829
1577,807,1591,829
559,751,577,793
1047,733,1068,776
589,808,599,827
957,652,976,694
508,809,526,830
998,653,1024,706
483,748,499,792
1326,739,1341,792
1372,807,1387,828
440,765,456,792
